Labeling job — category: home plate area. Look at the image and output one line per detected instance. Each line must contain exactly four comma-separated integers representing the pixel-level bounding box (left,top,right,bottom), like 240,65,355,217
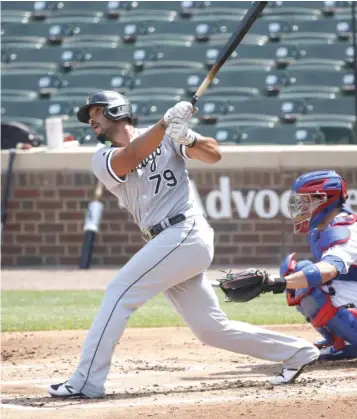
1,327,357,419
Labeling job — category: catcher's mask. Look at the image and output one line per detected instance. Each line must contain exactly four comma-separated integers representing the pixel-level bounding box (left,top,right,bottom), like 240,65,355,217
289,170,348,234
77,90,132,124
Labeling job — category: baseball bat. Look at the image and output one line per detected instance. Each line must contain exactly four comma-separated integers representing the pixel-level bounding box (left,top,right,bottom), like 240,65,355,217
190,1,268,105
79,179,104,269
1,143,32,241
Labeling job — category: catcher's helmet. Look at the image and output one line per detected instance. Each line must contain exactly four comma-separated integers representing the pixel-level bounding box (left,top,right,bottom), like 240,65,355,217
77,90,132,124
288,170,348,233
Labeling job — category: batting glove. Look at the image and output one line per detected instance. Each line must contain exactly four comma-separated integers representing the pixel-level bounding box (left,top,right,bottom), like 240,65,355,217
163,101,194,125
165,118,189,143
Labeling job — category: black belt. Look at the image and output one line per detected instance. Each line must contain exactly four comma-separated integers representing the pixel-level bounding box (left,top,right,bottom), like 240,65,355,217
145,214,186,240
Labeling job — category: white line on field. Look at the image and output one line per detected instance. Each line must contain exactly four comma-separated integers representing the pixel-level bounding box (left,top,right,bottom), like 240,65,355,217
1,364,65,370
1,386,357,412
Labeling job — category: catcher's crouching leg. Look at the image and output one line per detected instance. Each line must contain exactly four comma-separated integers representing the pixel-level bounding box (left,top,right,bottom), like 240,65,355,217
297,288,357,360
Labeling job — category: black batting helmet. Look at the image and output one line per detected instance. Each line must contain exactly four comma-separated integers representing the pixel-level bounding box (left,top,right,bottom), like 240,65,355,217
77,90,132,124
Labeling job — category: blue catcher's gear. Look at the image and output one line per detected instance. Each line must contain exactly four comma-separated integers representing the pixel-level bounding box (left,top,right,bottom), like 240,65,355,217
280,254,357,358
288,170,348,234
309,213,357,282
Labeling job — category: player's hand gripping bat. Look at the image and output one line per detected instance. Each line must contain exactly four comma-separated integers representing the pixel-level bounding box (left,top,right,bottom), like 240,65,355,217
190,1,268,105
79,179,104,269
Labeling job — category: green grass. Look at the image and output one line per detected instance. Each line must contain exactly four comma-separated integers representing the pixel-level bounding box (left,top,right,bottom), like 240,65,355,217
1,290,305,332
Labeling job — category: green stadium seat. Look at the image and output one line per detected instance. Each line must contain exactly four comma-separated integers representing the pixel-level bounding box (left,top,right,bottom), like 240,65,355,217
143,45,206,71
132,69,206,97
62,123,98,145
2,22,74,45
66,22,150,45
130,97,181,125
322,1,353,17
293,43,353,69
226,44,300,68
305,97,355,118
65,47,133,72
1,99,75,122
243,17,294,41
282,69,354,97
238,126,326,145
191,125,240,144
1,72,62,98
1,1,58,20
281,18,353,43
213,68,290,97
296,120,356,144
222,97,307,124
60,70,134,97
47,1,108,19
264,2,322,17
3,47,85,72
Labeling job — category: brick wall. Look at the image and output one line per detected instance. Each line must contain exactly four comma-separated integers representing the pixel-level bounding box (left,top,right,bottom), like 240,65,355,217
1,168,357,267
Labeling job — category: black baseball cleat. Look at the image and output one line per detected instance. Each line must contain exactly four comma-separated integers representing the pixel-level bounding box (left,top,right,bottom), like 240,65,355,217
48,382,88,398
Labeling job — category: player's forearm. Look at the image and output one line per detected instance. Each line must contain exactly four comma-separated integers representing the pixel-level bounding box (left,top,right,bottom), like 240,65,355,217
285,262,338,289
186,136,221,164
111,120,166,175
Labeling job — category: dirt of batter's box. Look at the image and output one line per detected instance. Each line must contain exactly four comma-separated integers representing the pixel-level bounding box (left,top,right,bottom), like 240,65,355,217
1,326,357,419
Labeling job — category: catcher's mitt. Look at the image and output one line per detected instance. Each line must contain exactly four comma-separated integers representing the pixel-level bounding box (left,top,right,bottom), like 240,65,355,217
218,268,286,303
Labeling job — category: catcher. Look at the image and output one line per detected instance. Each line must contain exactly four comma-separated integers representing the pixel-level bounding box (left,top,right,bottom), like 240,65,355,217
219,170,357,362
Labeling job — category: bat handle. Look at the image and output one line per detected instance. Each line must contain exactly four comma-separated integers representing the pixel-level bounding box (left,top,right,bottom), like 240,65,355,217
190,95,199,106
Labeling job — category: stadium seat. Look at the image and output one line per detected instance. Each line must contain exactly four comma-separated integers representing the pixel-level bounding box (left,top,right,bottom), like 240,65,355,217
294,43,353,69
213,68,290,97
64,46,133,72
282,69,355,97
322,1,353,17
227,44,300,68
62,123,99,145
238,126,326,145
60,70,134,97
66,22,151,45
46,1,107,19
191,125,241,144
264,1,323,18
244,17,294,41
1,71,62,98
281,18,353,43
0,1,60,20
132,68,203,97
297,120,356,144
143,45,206,71
221,97,308,124
305,97,355,118
3,47,85,72
2,22,74,45
129,96,180,125
1,99,75,122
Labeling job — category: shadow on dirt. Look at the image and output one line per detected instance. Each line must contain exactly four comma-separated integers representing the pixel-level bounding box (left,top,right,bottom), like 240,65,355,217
1,379,270,409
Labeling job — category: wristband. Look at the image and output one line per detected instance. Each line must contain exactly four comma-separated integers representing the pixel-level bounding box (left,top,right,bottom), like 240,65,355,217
262,277,286,294
302,264,322,287
186,131,197,148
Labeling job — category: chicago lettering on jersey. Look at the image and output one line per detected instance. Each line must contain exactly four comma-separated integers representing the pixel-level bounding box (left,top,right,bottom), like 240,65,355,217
136,144,162,172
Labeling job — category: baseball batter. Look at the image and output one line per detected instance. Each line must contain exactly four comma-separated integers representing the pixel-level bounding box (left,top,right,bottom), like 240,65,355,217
49,91,319,399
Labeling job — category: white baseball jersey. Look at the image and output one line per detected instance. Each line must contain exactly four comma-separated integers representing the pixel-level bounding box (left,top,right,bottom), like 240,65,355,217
91,127,202,232
321,214,357,306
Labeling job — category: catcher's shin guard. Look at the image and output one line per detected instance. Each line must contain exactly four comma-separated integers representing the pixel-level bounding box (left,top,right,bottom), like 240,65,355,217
298,289,357,345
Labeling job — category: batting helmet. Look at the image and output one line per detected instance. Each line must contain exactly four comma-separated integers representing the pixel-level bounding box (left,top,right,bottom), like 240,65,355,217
77,90,132,124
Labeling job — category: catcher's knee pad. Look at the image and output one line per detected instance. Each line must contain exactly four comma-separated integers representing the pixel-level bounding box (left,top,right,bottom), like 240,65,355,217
298,288,357,345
